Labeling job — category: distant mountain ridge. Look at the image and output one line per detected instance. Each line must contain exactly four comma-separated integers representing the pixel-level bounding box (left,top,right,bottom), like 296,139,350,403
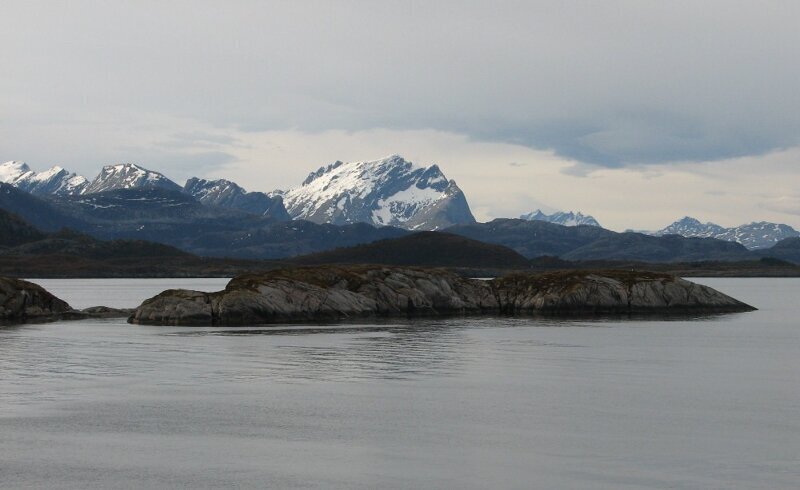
1,161,182,196
83,163,182,194
291,231,530,269
520,209,601,227
184,177,289,220
0,207,189,259
653,216,800,250
4,158,799,260
446,218,755,263
753,237,800,264
0,161,89,196
280,154,476,230
0,182,408,259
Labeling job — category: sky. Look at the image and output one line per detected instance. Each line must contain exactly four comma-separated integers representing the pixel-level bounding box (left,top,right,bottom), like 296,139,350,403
2,0,799,231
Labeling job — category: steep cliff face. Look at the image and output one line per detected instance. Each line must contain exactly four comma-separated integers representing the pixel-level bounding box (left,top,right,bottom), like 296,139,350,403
129,266,755,325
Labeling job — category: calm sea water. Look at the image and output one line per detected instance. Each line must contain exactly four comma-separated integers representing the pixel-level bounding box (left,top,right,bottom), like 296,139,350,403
1,278,798,489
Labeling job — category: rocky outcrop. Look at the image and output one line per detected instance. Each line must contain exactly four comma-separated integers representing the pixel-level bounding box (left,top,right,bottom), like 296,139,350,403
490,270,751,313
129,266,756,326
0,277,72,322
0,277,135,323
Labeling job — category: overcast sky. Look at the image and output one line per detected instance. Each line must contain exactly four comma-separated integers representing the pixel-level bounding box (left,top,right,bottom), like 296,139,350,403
2,1,799,230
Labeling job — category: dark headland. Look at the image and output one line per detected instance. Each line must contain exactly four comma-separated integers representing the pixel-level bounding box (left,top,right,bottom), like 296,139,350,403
129,265,756,326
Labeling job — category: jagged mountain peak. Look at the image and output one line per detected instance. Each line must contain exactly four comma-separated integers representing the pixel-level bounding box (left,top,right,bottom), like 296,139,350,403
302,160,346,186
282,154,475,230
675,216,702,225
520,209,601,227
83,163,181,194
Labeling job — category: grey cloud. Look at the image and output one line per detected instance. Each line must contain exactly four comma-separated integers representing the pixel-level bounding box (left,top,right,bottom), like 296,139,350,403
760,196,800,216
156,132,245,150
111,148,238,182
2,1,799,168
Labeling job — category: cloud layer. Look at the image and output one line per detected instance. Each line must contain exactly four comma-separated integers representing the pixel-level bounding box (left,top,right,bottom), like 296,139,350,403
2,1,799,229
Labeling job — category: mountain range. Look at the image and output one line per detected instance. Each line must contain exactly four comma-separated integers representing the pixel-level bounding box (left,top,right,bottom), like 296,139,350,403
446,219,758,262
0,183,408,259
2,197,799,280
651,216,800,250
2,157,799,264
520,209,601,227
1,156,475,231
0,161,88,196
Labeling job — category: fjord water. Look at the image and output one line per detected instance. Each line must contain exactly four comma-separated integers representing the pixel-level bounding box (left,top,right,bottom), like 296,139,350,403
1,279,798,489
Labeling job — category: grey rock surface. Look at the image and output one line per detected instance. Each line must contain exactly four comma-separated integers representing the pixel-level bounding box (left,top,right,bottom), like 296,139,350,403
0,276,72,321
491,271,751,312
130,266,755,326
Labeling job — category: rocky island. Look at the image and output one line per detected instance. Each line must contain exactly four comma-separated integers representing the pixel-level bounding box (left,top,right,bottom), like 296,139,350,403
129,266,755,326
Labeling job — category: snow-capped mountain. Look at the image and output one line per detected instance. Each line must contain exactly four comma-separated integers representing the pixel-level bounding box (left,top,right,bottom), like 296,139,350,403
184,177,290,220
653,216,800,250
83,163,181,194
2,161,182,196
520,209,601,227
280,154,475,230
0,161,88,195
653,217,726,238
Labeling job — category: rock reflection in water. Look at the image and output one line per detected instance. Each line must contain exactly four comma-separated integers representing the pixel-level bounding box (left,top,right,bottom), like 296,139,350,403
168,321,474,381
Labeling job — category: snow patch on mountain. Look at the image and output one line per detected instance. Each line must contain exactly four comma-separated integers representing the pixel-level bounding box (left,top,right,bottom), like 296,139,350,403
0,161,30,183
281,154,475,230
521,209,601,227
371,185,444,228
